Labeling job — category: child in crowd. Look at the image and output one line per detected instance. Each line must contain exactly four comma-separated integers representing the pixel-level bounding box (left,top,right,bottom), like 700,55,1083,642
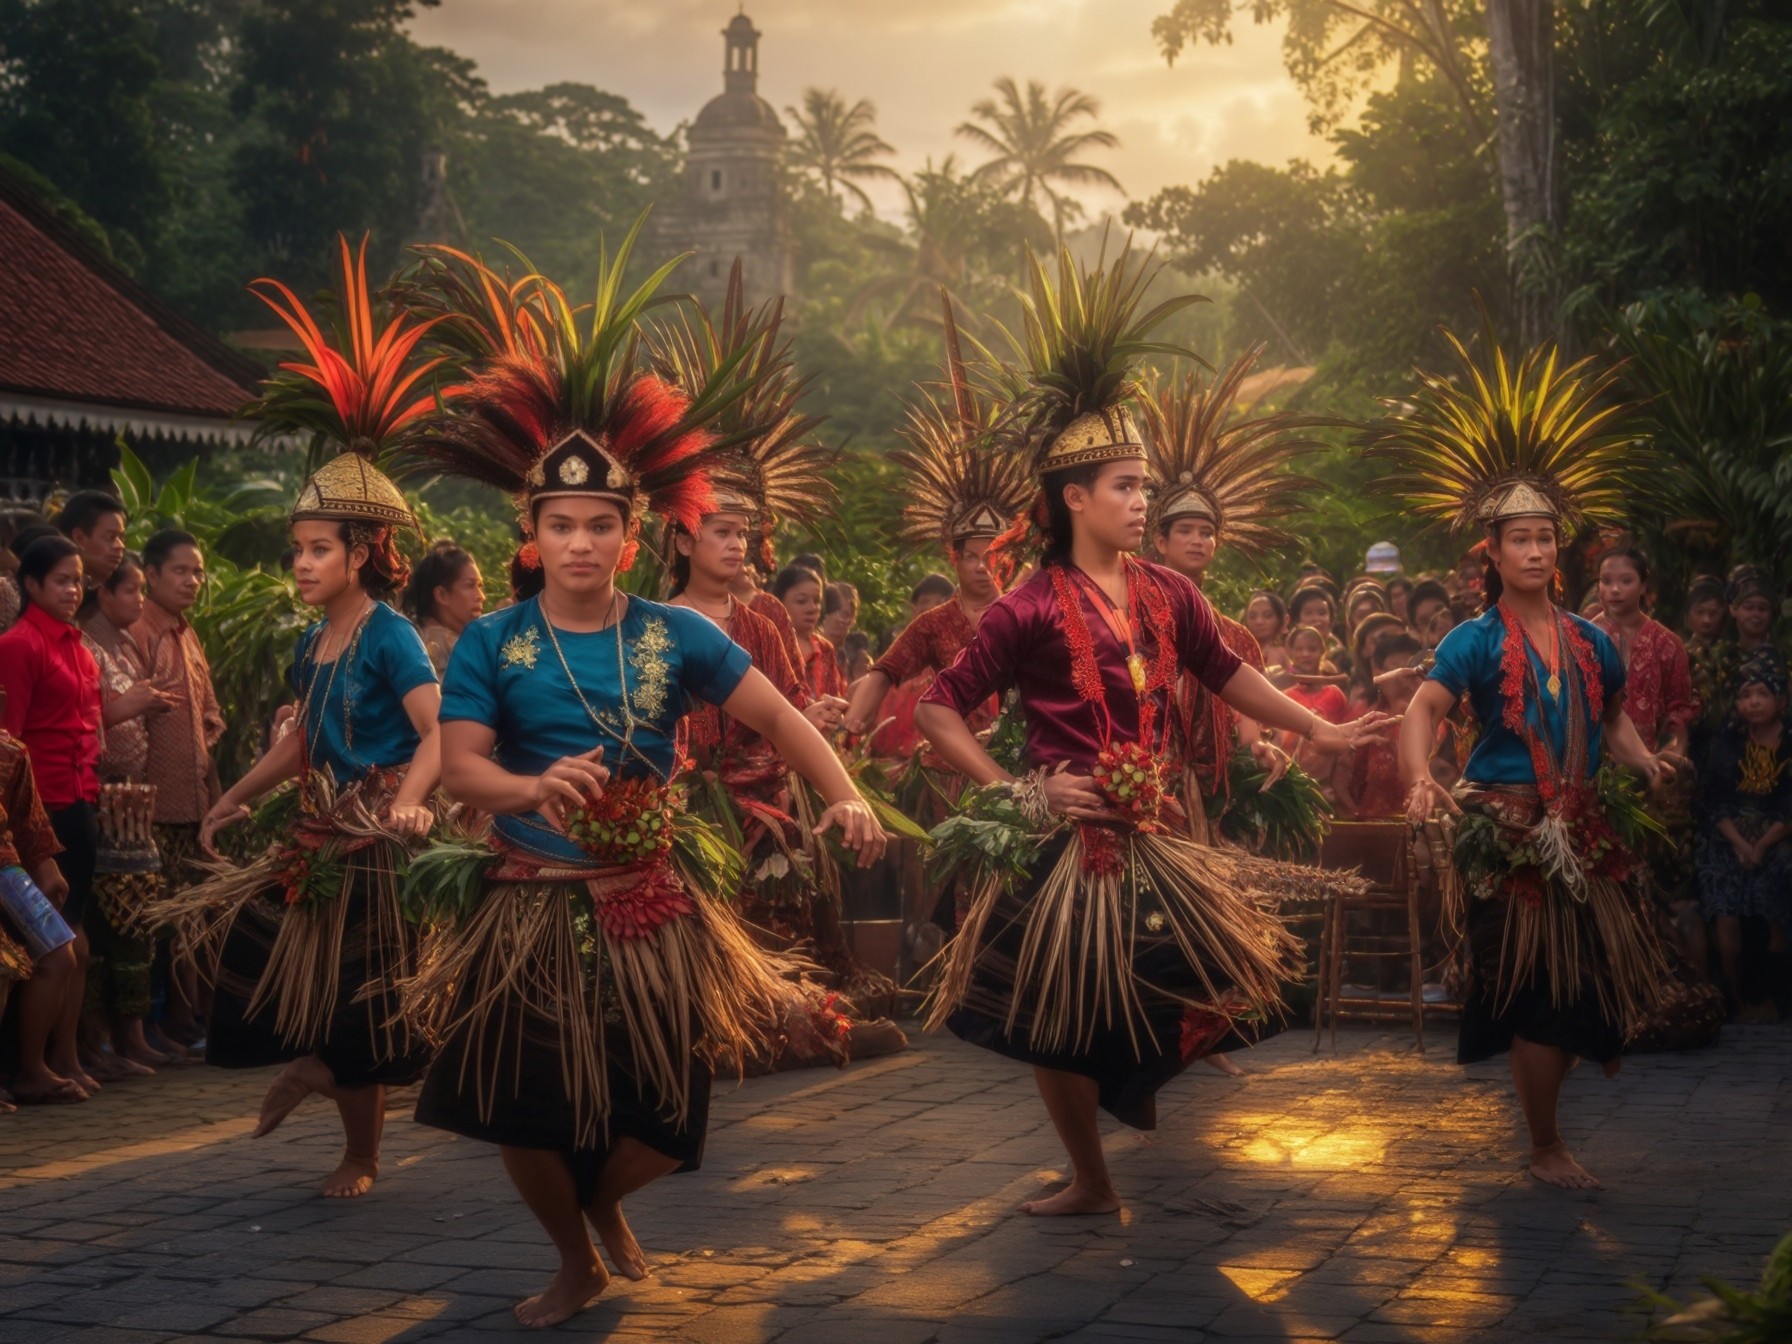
1335,631,1427,820
1695,652,1792,1021
1243,591,1290,683
1279,625,1349,787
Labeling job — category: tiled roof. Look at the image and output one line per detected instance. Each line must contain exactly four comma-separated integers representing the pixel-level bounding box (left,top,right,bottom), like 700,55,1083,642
0,174,257,419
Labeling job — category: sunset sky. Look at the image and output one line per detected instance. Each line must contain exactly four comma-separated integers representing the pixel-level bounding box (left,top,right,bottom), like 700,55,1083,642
410,0,1331,219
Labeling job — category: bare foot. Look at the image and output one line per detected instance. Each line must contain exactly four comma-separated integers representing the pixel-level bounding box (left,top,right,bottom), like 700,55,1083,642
587,1202,650,1280
1203,1053,1245,1077
513,1258,609,1328
67,1067,102,1095
122,1042,172,1069
1529,1142,1601,1190
1601,1056,1621,1079
10,1069,87,1105
1021,1182,1122,1216
102,1054,156,1079
83,1052,129,1082
0,1089,14,1114
321,1155,379,1198
254,1063,314,1138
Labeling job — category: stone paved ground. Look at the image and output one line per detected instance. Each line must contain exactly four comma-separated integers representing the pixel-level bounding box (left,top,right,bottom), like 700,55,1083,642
1,1023,1788,1344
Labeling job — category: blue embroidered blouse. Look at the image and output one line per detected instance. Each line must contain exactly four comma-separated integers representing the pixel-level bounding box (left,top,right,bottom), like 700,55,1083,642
292,602,437,783
440,594,752,863
1427,607,1626,785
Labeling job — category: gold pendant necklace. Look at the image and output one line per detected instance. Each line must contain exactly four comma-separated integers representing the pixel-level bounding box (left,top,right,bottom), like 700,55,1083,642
1127,652,1148,694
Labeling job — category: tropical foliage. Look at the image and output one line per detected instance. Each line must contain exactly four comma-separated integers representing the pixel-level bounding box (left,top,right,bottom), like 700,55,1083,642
784,89,899,214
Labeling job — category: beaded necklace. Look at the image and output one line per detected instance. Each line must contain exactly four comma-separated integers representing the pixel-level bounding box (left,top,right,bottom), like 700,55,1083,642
297,597,375,774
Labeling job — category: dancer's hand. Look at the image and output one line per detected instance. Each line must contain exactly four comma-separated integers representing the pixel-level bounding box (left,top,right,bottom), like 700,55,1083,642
271,704,298,744
384,802,434,839
1371,665,1425,697
804,695,848,734
531,747,609,831
1042,766,1120,822
200,799,252,858
1404,776,1459,828
814,798,887,867
1314,711,1399,753
1643,749,1689,792
1249,738,1291,789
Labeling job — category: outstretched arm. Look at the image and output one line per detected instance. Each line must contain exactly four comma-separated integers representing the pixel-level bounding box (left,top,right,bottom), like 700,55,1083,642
721,667,885,865
1399,681,1460,823
842,668,895,737
199,730,303,856
1217,664,1394,756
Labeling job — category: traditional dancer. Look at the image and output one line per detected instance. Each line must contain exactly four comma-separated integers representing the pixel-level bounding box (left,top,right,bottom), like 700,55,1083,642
842,293,1033,949
1140,347,1322,845
915,245,1389,1216
172,239,447,1198
658,269,905,1057
401,242,886,1327
1373,321,1685,1189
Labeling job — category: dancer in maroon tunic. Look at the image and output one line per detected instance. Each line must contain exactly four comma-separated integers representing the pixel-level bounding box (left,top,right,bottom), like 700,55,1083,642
916,245,1390,1216
842,293,1033,949
1140,347,1324,845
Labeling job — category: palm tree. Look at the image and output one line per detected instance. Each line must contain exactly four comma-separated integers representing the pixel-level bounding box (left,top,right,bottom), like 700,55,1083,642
784,88,901,213
955,77,1122,242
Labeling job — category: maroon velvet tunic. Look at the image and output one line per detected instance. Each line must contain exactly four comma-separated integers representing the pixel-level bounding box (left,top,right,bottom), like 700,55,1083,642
749,591,803,677
873,597,998,746
922,562,1243,773
1178,610,1265,797
683,602,805,795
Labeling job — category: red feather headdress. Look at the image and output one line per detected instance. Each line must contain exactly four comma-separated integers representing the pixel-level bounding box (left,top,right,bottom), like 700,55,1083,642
245,234,452,531
398,217,765,542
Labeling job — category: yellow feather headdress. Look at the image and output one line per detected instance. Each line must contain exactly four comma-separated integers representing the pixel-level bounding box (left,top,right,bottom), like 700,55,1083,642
1362,312,1641,533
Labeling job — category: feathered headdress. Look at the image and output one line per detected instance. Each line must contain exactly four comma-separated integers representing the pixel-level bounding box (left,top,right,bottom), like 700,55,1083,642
246,234,449,532
993,235,1205,478
983,236,1205,572
889,289,1034,554
1362,310,1640,533
652,262,834,572
399,217,764,557
1137,343,1321,556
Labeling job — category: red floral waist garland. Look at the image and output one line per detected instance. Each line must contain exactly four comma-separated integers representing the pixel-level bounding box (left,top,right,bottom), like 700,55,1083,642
492,777,696,942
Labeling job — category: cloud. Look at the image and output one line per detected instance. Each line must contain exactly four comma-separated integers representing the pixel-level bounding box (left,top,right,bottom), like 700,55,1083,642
411,0,1331,209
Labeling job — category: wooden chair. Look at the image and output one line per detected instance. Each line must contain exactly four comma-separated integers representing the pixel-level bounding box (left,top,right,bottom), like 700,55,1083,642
1313,820,1428,1051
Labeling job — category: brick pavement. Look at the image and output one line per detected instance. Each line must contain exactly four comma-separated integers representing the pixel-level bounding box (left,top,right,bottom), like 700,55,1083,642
1,1024,1787,1343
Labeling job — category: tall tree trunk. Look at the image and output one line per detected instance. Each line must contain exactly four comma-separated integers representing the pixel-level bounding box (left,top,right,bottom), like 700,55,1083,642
1485,0,1560,345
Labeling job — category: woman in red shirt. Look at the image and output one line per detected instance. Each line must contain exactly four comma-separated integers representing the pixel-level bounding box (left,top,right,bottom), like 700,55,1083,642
0,536,103,1103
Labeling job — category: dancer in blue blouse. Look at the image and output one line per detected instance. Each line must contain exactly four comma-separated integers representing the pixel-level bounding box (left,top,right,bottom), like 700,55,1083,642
401,243,886,1329
164,242,450,1200
1373,323,1687,1191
